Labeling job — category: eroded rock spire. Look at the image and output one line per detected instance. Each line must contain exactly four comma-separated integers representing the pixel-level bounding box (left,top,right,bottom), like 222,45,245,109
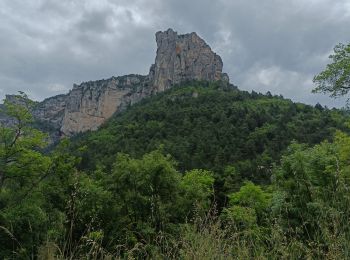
149,28,228,92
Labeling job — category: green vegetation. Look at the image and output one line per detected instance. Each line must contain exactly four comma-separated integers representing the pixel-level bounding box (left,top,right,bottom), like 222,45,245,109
74,81,347,208
1,80,350,259
313,42,350,97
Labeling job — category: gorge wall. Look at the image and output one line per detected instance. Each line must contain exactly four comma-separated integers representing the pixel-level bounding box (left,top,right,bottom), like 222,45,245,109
1,29,229,139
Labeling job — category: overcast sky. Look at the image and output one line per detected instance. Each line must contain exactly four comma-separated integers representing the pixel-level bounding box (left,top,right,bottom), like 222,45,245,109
1,0,350,107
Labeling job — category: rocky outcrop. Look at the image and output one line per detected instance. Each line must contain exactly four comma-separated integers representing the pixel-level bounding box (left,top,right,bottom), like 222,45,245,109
0,95,36,127
1,29,229,138
59,29,228,136
61,75,148,136
33,94,67,129
149,28,228,92
0,94,67,141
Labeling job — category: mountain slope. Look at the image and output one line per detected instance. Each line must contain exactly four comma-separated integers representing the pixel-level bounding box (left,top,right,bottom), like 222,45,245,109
0,29,229,141
73,81,348,186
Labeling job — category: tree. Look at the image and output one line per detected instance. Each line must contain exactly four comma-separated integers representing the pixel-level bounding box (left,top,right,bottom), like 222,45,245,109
313,43,350,97
271,135,350,244
0,92,52,258
222,182,271,229
180,169,214,216
0,92,50,191
103,150,182,246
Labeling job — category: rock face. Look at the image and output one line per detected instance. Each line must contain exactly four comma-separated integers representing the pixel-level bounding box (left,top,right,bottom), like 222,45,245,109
0,94,67,140
1,29,228,138
149,29,227,92
33,94,67,130
0,95,37,127
0,96,18,127
61,75,148,136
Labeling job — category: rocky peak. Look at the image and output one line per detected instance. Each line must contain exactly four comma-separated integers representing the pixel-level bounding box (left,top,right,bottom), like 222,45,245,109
1,29,229,139
149,28,228,92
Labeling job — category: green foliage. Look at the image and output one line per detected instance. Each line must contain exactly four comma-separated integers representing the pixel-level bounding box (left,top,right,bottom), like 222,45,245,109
75,81,348,187
96,150,216,252
223,205,258,228
222,182,271,230
2,84,350,258
105,150,182,242
271,131,350,256
313,43,350,97
229,181,271,215
0,92,52,258
180,169,214,215
0,92,50,190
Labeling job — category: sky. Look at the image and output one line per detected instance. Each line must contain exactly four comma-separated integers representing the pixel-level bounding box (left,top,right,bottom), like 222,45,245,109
1,0,350,107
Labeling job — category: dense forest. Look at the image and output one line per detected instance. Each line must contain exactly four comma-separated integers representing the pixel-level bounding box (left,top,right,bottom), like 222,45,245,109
1,43,350,259
74,81,347,182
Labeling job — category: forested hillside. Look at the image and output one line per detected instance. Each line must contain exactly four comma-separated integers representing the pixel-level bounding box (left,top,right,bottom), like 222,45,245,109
74,81,348,184
1,81,350,259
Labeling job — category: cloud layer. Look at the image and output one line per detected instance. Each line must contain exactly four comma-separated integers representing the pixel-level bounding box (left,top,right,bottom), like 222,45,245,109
1,0,350,107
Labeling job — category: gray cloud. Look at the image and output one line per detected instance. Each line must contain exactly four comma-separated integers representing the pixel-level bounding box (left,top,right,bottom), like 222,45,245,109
0,0,350,107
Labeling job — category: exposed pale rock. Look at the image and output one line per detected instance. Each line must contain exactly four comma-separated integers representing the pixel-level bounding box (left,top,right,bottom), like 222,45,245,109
60,75,148,135
33,94,67,129
0,94,67,141
1,29,229,138
149,28,227,92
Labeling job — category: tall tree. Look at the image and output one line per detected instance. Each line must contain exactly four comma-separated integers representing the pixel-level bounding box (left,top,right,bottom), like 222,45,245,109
313,43,350,98
0,93,51,258
0,92,50,190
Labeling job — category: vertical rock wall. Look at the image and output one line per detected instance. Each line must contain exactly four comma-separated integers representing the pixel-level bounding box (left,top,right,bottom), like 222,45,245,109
60,75,147,136
149,28,226,92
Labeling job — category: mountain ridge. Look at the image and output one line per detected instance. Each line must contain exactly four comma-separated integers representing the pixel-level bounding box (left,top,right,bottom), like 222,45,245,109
71,81,348,185
0,29,228,140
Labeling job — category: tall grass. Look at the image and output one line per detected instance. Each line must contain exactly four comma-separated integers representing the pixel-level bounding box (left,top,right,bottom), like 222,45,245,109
2,199,347,259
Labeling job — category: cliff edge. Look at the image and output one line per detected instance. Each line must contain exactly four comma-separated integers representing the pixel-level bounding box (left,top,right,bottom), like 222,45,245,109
1,29,229,138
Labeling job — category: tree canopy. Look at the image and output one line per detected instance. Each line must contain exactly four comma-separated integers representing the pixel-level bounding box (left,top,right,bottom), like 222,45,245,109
313,43,350,98
1,83,350,258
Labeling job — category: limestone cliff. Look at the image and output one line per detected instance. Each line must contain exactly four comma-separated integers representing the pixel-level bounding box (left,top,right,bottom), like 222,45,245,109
0,94,67,140
33,94,67,130
61,75,148,136
1,29,228,138
149,28,228,92
58,28,227,136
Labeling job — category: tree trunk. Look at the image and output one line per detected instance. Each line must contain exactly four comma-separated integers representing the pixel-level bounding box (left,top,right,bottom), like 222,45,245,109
0,170,4,191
